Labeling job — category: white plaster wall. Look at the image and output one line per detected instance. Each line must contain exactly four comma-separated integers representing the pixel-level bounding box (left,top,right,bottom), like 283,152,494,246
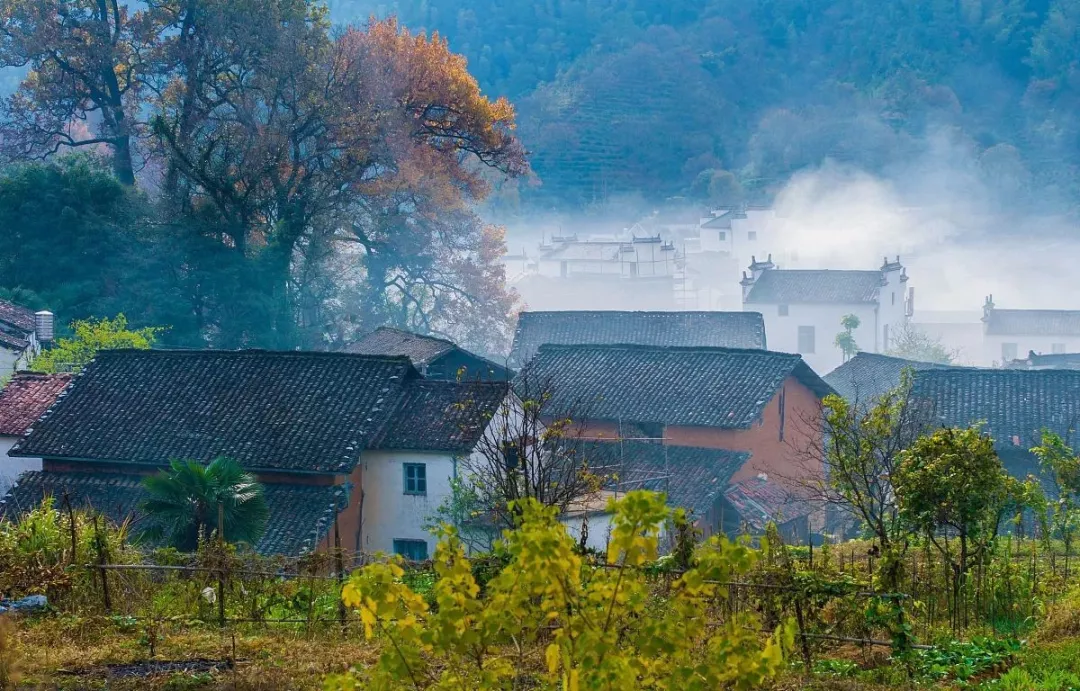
361,450,457,558
0,436,40,495
561,511,615,553
983,334,1080,367
756,302,879,375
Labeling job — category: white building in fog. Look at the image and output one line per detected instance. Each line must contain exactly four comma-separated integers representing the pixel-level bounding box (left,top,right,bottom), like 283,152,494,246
981,298,1080,367
741,256,912,374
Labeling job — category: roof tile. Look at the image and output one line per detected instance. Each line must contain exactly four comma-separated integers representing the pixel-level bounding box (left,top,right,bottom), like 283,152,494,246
0,372,72,436
744,269,884,304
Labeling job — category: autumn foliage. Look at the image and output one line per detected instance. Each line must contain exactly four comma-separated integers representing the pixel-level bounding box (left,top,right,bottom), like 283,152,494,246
327,491,793,690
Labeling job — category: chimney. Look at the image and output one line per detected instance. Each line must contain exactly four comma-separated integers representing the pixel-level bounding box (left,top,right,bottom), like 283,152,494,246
34,310,54,343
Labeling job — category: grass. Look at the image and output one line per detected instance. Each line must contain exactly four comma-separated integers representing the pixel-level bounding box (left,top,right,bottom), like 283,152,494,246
8,614,381,690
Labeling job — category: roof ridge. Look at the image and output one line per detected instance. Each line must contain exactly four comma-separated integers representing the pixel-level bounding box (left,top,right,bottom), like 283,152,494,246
521,310,757,317
94,348,417,363
534,342,797,357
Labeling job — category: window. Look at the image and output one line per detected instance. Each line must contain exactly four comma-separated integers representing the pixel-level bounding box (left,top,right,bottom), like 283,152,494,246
1053,343,1067,354
891,291,896,306
797,326,816,354
747,231,758,241
501,441,521,471
403,463,426,495
1001,343,1018,363
717,231,726,241
778,304,789,317
393,539,428,561
883,324,890,351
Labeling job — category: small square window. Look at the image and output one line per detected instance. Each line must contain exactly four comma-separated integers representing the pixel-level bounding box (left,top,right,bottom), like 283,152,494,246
393,539,429,561
778,304,789,317
747,231,758,241
403,463,427,495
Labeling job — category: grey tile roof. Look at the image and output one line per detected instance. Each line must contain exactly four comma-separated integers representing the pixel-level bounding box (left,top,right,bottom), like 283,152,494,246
1007,352,1080,370
824,353,967,403
509,310,767,367
344,327,455,366
744,269,885,304
984,309,1080,336
723,476,813,530
577,440,749,515
370,380,508,453
345,327,510,381
910,369,1080,450
0,470,344,556
0,331,28,352
0,299,35,332
521,344,833,429
11,349,420,473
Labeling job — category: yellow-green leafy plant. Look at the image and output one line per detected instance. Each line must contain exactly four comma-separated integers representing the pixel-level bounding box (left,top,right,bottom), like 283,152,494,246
326,490,793,690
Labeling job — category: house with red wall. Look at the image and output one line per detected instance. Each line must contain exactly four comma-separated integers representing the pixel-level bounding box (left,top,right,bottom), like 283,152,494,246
521,343,834,537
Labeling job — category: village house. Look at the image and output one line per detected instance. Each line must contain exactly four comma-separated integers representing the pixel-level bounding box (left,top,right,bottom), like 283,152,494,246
0,372,71,494
0,301,54,373
1005,351,1080,370
0,349,506,558
824,352,967,404
521,343,834,530
558,441,751,550
508,309,767,369
909,368,1080,489
345,326,510,381
740,255,912,375
980,297,1080,366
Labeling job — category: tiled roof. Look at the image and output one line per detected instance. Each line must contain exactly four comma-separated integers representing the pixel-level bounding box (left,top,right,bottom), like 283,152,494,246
984,309,1080,336
0,470,344,556
370,380,508,453
521,344,833,428
0,331,28,352
11,349,420,474
723,476,813,530
0,372,72,436
0,299,35,332
509,310,768,367
344,327,455,366
578,440,749,515
344,327,509,381
744,269,885,304
824,353,966,403
910,369,1080,450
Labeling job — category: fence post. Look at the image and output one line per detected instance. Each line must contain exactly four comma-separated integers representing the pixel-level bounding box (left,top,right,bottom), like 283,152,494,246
62,492,77,565
335,514,347,629
217,502,226,628
93,514,112,614
793,598,813,674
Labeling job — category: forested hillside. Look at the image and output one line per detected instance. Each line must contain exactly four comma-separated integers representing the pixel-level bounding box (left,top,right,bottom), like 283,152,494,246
331,0,1080,211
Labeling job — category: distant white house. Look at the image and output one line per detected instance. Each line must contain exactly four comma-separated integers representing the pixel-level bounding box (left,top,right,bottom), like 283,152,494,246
741,256,912,375
980,297,1080,367
0,302,54,374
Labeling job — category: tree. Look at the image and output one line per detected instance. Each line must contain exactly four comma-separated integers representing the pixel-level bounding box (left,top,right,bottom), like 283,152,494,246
1032,430,1080,573
894,426,1016,600
140,457,269,551
885,323,957,364
329,491,793,690
0,0,159,184
795,374,932,587
834,313,860,362
428,371,605,550
0,157,142,319
30,314,161,373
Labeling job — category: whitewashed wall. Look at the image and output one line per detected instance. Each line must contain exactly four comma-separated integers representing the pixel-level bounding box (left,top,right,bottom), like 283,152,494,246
361,450,457,558
983,334,1080,367
560,511,615,553
0,436,40,495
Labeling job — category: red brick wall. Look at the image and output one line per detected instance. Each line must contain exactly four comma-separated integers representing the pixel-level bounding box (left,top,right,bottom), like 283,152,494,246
663,375,823,486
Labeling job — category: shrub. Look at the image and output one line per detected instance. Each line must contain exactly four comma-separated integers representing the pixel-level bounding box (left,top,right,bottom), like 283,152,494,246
326,490,794,690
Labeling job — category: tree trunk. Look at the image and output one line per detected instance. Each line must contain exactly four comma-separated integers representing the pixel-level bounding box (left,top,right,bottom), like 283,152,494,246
112,133,136,186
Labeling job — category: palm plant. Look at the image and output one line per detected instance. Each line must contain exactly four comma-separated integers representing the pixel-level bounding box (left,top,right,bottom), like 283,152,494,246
140,457,269,551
